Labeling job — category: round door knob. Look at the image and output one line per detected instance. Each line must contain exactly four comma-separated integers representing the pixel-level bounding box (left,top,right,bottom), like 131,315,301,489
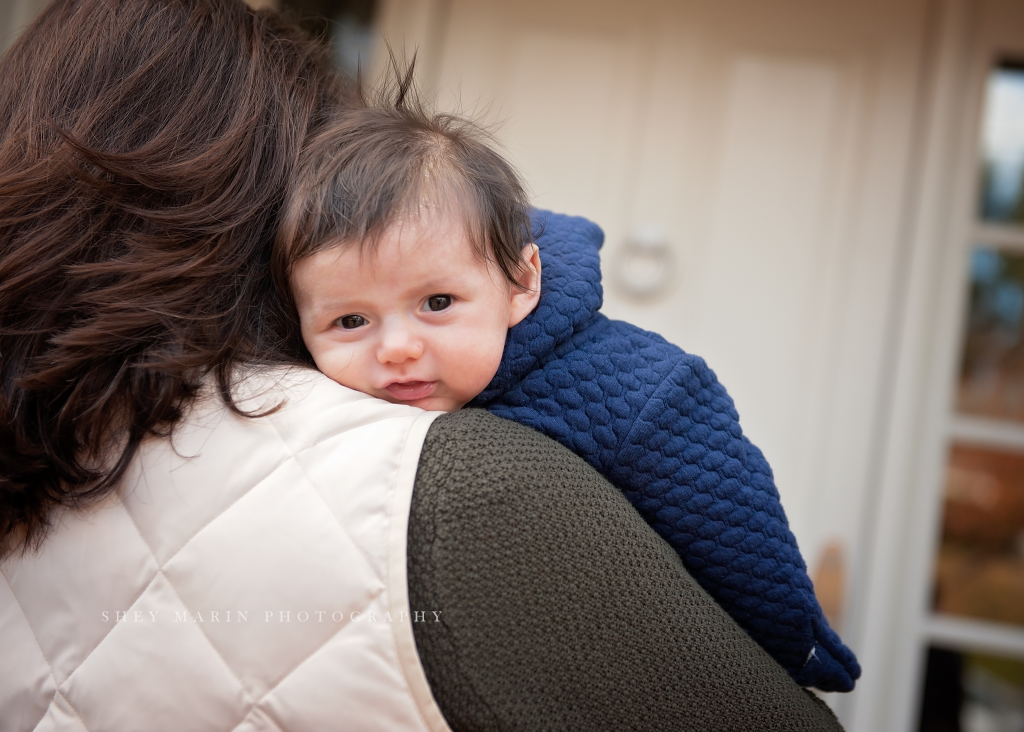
613,225,673,299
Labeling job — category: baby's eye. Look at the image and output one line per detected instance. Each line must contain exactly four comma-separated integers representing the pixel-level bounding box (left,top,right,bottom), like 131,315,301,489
337,314,367,330
425,295,453,312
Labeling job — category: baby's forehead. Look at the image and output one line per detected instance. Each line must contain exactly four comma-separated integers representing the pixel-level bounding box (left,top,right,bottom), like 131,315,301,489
365,211,494,269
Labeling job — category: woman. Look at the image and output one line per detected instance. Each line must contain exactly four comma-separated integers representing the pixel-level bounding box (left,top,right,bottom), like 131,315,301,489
0,0,347,554
0,1,844,730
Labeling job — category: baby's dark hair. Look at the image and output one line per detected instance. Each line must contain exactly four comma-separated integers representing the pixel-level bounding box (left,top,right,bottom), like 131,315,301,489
275,63,533,294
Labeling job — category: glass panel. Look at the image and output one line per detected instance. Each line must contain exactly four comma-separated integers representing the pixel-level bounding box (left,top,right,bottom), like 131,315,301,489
280,0,377,77
918,647,1024,732
957,247,1024,420
980,62,1024,225
933,443,1024,626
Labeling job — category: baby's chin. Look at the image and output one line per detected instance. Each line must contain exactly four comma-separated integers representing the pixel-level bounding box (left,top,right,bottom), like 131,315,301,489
402,395,467,412
377,391,467,413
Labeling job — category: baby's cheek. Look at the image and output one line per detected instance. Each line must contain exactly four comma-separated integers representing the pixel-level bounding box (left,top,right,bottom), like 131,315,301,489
464,332,507,392
314,344,365,388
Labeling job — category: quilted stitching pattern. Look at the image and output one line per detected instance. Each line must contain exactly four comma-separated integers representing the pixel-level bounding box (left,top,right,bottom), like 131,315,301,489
471,210,860,691
0,371,437,732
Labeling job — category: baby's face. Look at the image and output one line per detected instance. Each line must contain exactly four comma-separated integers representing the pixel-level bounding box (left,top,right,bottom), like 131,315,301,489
291,213,540,412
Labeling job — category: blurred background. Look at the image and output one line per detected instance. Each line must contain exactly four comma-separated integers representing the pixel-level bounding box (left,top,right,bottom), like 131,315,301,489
3,0,1024,729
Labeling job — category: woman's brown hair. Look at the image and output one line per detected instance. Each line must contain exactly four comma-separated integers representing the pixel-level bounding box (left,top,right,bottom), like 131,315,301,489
0,0,348,557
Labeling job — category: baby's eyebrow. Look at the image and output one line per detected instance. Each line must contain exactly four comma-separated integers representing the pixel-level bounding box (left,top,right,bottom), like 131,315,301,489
307,299,357,321
417,281,459,292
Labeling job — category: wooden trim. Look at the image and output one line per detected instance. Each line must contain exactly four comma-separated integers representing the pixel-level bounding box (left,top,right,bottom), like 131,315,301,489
926,614,1024,659
949,414,1024,451
973,223,1024,251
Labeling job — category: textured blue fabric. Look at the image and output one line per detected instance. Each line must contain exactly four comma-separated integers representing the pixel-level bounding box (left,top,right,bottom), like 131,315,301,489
471,210,861,692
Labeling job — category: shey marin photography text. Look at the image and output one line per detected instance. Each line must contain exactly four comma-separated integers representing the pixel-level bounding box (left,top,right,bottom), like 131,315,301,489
100,610,442,624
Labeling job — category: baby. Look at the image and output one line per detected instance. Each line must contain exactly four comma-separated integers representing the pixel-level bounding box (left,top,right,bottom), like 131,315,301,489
278,88,861,692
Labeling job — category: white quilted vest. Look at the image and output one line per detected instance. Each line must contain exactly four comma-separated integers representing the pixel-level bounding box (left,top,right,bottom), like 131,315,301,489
0,368,450,732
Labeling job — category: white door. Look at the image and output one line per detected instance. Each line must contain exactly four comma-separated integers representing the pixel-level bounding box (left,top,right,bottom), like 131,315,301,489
377,0,933,724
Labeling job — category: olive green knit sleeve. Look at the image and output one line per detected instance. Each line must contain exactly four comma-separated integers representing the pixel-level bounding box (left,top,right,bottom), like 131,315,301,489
408,409,843,732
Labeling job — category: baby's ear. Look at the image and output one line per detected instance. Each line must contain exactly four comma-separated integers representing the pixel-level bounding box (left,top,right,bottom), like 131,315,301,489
508,243,541,327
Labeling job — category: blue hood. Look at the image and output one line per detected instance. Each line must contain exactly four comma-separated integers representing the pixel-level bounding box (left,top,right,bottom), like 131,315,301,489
475,209,605,402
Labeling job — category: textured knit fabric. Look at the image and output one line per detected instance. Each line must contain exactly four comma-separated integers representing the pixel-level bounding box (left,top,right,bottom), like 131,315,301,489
409,409,845,731
469,210,859,692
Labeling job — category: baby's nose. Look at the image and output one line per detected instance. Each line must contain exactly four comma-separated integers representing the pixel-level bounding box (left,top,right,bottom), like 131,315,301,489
377,320,424,364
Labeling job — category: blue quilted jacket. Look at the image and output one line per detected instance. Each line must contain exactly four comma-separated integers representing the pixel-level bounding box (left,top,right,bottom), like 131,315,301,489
471,210,861,692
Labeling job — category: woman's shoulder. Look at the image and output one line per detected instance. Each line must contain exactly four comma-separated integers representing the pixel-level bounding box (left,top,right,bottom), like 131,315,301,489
409,410,844,731
415,408,629,513
224,367,434,439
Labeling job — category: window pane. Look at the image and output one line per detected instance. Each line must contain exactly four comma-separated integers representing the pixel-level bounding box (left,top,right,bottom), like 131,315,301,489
957,247,1024,420
980,62,1024,225
280,0,377,78
933,443,1024,626
918,647,1024,732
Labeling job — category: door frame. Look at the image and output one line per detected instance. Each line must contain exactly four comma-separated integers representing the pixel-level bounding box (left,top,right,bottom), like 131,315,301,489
845,0,1024,729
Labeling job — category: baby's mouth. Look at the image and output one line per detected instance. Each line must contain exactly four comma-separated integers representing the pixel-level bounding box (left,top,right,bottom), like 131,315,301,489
384,381,437,401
